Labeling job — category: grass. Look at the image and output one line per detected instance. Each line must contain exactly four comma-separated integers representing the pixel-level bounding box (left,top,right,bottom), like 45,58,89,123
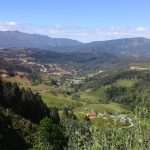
3,76,81,110
74,102,129,120
3,76,52,92
41,92,82,110
26,84,51,92
80,92,98,102
74,103,129,114
116,79,136,87
130,62,150,68
3,76,31,85
80,85,110,102
3,76,130,113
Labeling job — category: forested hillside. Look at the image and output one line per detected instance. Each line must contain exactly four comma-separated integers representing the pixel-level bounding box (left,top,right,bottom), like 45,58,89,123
0,31,81,48
1,69,150,149
1,31,150,59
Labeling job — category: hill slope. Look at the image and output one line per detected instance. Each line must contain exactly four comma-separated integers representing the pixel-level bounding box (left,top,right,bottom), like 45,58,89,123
76,37,150,57
1,31,150,57
0,31,81,48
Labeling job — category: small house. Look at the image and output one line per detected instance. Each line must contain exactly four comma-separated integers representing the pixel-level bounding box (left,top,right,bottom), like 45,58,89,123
86,110,97,119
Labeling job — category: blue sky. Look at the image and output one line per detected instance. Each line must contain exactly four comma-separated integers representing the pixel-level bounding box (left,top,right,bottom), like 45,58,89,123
0,0,150,42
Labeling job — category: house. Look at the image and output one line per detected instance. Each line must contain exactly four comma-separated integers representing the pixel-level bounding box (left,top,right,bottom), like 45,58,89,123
86,110,97,119
0,74,8,78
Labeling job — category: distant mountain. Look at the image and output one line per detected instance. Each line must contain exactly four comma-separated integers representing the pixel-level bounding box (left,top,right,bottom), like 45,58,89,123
48,37,150,57
0,31,81,48
1,31,150,57
32,36,150,57
76,37,150,57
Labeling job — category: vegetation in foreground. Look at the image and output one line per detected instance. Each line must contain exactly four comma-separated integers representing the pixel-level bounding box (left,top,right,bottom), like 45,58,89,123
0,68,150,150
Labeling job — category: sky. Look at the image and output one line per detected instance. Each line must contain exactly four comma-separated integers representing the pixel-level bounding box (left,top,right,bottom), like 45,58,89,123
0,0,150,42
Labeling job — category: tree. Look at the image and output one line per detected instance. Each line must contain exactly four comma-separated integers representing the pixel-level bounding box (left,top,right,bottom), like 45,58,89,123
49,107,60,124
63,106,69,119
63,106,77,120
0,81,50,123
33,117,66,150
0,79,3,101
61,119,92,150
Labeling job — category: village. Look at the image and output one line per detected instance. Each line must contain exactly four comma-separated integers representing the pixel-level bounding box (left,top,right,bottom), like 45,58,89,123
0,48,78,81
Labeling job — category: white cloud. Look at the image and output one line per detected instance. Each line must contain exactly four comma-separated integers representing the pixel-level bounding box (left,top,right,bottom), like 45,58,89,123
0,21,150,42
48,29,59,34
75,32,88,36
8,21,17,26
135,27,147,32
0,21,18,31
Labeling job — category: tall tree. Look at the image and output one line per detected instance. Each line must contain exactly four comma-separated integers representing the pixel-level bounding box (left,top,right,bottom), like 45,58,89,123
33,117,66,150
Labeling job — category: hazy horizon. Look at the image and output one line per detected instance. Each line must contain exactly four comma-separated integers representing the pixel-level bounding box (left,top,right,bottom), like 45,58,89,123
1,0,150,42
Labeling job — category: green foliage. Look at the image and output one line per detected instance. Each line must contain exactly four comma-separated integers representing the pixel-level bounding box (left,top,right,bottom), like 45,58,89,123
89,104,150,150
71,93,81,101
30,70,42,85
1,69,150,150
79,70,150,92
0,80,50,123
61,119,92,150
105,85,126,100
63,106,77,120
0,107,35,150
33,117,67,150
116,79,136,87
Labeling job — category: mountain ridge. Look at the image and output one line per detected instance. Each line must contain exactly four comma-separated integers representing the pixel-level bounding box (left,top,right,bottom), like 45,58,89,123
1,31,150,57
0,30,82,48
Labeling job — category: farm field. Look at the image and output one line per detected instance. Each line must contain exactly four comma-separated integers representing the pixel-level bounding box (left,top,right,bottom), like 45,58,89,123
3,76,82,110
74,102,130,120
41,92,82,110
116,79,136,87
2,76,133,113
80,85,109,102
74,103,128,114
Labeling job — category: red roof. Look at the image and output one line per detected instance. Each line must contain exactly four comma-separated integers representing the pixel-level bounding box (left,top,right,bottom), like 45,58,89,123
87,112,96,116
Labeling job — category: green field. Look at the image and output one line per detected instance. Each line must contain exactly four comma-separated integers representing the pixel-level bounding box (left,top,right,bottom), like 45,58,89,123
3,76,131,114
81,79,136,103
3,76,31,85
41,93,70,108
80,85,109,102
3,76,78,109
75,103,128,113
3,76,53,92
130,62,150,68
74,102,129,120
116,79,136,87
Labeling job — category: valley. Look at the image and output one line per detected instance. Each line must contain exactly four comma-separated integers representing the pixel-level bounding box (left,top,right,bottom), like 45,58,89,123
0,31,150,150
1,0,150,149
0,41,150,115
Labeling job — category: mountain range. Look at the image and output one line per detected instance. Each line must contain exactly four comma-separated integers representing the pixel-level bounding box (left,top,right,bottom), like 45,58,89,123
0,31,150,57
0,31,81,48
